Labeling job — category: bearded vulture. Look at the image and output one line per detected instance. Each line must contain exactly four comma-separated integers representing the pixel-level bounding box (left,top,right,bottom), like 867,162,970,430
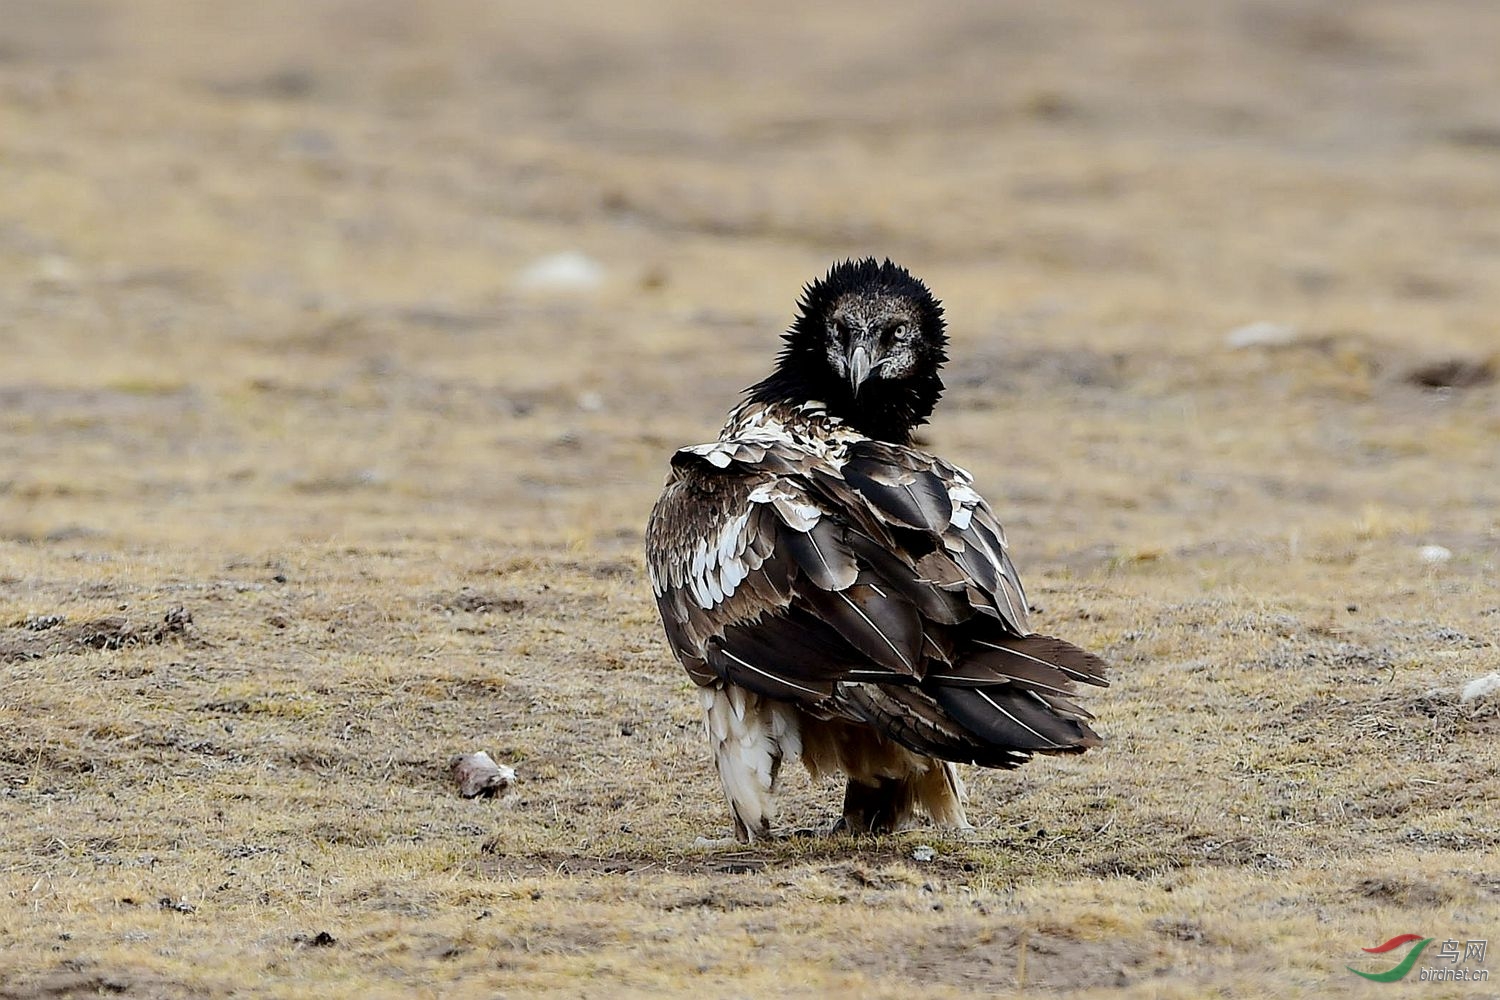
645,258,1108,842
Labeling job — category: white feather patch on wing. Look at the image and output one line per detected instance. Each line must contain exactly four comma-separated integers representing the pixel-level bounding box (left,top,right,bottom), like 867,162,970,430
680,441,735,467
773,497,822,531
748,483,823,533
684,510,760,610
688,573,710,611
719,511,749,565
719,556,746,595
948,482,982,531
691,537,710,586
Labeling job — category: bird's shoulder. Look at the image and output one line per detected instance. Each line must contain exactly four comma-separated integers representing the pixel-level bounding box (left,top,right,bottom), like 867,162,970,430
645,400,831,602
666,399,861,474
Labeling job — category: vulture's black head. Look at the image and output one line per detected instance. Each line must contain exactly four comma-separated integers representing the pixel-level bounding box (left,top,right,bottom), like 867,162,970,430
748,258,947,442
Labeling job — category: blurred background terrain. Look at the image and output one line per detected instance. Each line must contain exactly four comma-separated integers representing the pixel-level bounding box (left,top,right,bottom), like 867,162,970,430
1,1,1497,996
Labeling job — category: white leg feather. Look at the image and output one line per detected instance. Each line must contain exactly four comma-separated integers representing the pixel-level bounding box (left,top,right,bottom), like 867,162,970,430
702,684,800,843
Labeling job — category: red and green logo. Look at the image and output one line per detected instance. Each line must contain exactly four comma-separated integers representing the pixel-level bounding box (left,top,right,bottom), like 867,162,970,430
1349,934,1434,982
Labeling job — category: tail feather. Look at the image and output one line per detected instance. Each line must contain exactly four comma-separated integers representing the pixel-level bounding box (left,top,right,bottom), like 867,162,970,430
839,682,1032,768
964,634,1110,687
930,683,1101,753
918,633,1106,756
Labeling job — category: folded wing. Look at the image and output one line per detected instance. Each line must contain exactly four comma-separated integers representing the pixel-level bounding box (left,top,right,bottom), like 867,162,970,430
645,438,1107,767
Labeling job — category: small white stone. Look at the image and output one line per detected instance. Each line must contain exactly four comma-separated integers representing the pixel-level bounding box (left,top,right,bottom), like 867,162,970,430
515,251,605,293
450,751,516,799
1418,544,1452,564
692,835,738,850
1225,321,1298,349
911,844,937,862
1460,673,1500,704
37,254,80,285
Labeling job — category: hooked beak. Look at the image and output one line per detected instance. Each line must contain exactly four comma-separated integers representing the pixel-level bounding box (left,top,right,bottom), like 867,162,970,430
847,344,874,396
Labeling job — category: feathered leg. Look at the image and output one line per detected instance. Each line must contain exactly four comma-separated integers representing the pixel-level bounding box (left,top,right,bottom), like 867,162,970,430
837,760,970,834
839,776,904,833
702,685,802,843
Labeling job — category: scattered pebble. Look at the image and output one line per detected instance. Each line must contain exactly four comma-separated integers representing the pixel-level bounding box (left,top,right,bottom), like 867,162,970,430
640,264,669,290
911,844,937,863
515,251,605,293
1405,357,1495,390
1418,544,1452,565
1225,321,1298,349
450,751,516,799
36,253,80,287
1460,673,1500,704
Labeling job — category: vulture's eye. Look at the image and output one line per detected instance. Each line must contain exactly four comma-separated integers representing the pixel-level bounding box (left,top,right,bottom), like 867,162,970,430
831,318,850,341
891,322,910,341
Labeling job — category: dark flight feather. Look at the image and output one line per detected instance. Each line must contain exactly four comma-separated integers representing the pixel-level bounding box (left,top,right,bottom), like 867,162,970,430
930,684,1100,753
782,518,860,592
840,443,953,532
838,683,1029,768
796,583,923,675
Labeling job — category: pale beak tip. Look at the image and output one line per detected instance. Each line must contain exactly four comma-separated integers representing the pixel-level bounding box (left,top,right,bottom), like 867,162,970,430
848,345,873,396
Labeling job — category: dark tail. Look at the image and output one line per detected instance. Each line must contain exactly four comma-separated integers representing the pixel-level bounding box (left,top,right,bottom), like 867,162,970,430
924,633,1108,759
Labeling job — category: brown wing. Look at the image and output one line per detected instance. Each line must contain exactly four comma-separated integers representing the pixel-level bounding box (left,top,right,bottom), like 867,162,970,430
645,438,1108,768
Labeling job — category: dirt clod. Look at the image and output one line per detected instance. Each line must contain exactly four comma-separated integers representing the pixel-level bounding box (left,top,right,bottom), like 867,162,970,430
0,607,198,662
295,930,337,947
431,591,525,615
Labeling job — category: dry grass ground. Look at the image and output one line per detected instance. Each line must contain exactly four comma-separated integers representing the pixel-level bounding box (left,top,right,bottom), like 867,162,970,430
2,1,1499,996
